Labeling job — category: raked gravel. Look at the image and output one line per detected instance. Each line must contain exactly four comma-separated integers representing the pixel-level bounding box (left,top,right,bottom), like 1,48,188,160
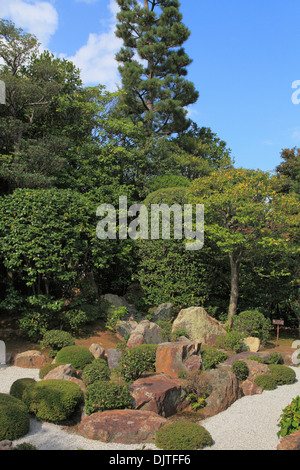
0,365,299,450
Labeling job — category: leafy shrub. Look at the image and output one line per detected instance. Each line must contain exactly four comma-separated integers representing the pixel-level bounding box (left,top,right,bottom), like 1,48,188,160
215,331,245,353
170,329,190,342
55,345,94,370
84,381,132,415
82,359,110,386
40,330,75,358
119,344,157,382
246,355,265,363
277,396,300,438
201,347,228,370
0,393,30,440
14,442,38,450
266,352,284,365
105,306,128,331
23,379,83,423
232,360,249,381
10,378,36,400
155,421,213,450
268,364,296,385
254,374,277,390
232,310,272,344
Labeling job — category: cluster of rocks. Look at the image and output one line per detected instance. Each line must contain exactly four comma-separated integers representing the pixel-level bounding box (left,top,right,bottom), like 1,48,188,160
3,302,300,449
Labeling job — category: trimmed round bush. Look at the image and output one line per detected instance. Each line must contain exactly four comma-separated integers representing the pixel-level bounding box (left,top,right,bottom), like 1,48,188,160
55,345,94,370
155,421,213,450
23,379,83,423
268,364,296,385
84,381,132,416
254,374,277,390
232,360,249,381
82,359,110,386
10,378,36,400
0,393,30,440
40,330,75,357
232,310,272,344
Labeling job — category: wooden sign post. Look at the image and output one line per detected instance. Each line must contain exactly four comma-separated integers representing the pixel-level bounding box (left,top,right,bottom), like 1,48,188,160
273,319,284,343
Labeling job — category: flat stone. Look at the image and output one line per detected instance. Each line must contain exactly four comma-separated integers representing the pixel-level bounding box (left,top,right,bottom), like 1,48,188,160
78,409,168,444
14,350,47,369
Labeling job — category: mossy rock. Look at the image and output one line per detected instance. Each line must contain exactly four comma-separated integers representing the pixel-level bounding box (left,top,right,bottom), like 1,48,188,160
0,393,30,440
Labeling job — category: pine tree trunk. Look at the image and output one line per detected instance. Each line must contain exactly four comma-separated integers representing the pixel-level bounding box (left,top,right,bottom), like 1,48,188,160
228,251,241,327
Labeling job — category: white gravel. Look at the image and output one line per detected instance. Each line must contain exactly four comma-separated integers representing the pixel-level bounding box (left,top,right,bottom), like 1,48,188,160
201,365,300,450
0,365,299,450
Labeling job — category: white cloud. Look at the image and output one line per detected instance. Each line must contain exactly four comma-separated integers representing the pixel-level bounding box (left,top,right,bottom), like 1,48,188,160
0,0,58,47
67,0,122,89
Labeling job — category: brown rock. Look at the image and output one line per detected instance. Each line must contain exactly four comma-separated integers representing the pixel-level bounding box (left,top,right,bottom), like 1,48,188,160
241,379,263,396
129,374,185,417
14,350,47,369
244,360,271,382
277,430,300,450
0,440,13,451
78,409,168,444
42,364,76,380
155,341,202,378
197,369,242,419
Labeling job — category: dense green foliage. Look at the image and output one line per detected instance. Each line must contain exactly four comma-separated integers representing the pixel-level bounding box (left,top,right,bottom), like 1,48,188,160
82,359,111,386
40,330,75,358
232,310,272,344
277,396,300,438
0,12,299,339
201,347,229,370
0,393,30,440
84,381,132,415
23,379,83,423
155,420,213,450
232,360,249,381
119,344,157,382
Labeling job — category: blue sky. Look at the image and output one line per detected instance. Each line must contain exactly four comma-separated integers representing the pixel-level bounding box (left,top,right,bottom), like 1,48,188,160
1,0,300,172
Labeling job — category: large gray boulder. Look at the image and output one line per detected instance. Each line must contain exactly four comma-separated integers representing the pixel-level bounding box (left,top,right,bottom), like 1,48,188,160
152,303,174,322
127,320,165,348
172,307,226,346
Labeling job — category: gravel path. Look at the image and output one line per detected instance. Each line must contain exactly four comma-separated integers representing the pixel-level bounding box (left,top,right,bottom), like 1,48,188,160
201,365,300,450
0,365,299,450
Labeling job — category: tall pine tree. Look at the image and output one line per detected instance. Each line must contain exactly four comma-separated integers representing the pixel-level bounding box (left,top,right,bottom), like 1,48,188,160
115,0,199,136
